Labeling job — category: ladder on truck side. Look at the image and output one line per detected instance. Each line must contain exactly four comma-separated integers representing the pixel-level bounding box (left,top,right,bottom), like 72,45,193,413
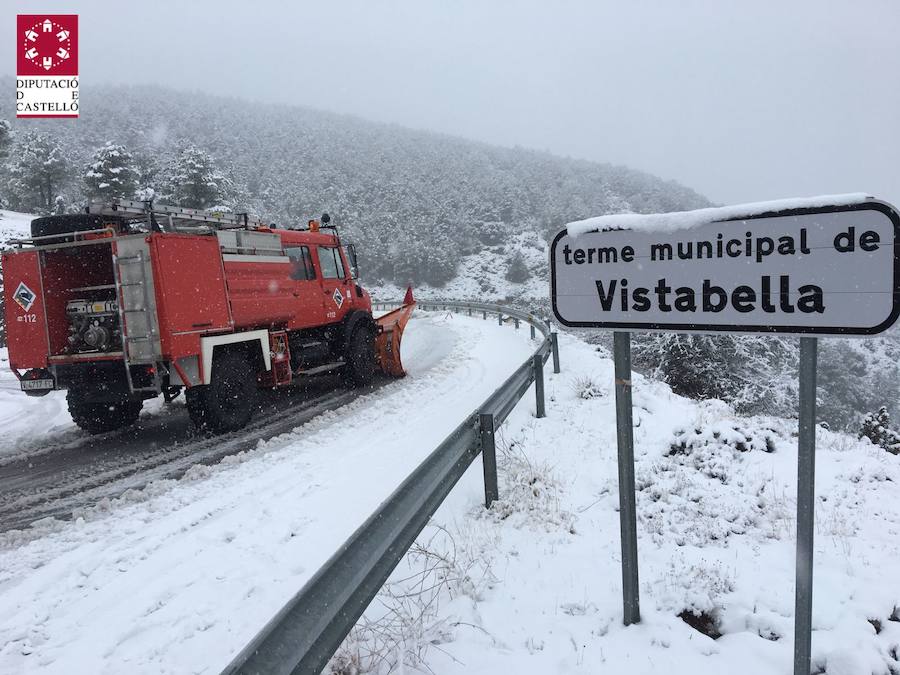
89,199,269,394
113,237,163,393
89,198,267,232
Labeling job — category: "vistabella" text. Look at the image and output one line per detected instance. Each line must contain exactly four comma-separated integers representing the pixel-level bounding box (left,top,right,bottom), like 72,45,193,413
596,276,824,314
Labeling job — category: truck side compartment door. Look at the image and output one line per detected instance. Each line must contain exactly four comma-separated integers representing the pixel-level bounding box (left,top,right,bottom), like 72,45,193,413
1,250,50,370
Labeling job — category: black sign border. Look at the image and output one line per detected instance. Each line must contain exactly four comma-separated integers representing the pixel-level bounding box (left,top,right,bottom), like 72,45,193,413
550,200,900,336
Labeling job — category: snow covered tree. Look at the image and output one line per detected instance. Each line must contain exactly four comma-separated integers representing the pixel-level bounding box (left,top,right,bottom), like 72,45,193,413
817,340,900,430
165,144,233,209
859,407,900,454
5,131,72,213
505,252,530,283
636,333,737,402
633,333,797,416
0,120,11,160
83,143,138,201
389,223,459,287
0,120,11,206
478,220,508,245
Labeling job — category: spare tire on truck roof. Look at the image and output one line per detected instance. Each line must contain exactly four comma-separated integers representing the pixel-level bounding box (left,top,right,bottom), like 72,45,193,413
31,213,129,243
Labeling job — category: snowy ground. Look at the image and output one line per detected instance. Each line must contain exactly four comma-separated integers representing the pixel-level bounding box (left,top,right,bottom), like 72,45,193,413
0,348,110,461
0,209,32,239
0,311,538,673
334,332,900,675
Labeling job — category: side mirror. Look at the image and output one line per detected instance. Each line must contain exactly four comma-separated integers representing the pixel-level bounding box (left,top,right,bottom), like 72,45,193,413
321,212,331,225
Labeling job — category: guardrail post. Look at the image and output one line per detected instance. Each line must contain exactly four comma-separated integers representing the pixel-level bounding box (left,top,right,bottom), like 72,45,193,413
479,413,499,508
482,310,487,320
551,332,561,374
498,313,503,326
467,307,472,316
530,324,536,339
514,318,520,330
533,354,545,418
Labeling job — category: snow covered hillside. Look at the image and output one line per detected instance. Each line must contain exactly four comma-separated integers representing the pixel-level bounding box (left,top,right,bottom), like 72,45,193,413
0,311,897,674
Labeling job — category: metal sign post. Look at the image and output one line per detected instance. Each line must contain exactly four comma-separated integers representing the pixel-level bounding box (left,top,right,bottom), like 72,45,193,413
613,331,641,625
794,337,818,674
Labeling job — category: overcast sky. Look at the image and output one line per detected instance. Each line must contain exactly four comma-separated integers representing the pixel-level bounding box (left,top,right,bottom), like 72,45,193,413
6,0,900,208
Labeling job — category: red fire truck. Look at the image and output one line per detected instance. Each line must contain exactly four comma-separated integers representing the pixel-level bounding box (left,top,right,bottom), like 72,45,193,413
1,199,414,434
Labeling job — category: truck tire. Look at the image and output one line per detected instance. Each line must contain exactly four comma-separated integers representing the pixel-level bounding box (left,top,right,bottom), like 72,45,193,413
31,214,126,244
343,325,376,387
186,350,256,433
67,391,142,435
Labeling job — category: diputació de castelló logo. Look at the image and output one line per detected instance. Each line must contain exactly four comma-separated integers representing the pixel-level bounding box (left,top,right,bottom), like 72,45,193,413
16,14,79,118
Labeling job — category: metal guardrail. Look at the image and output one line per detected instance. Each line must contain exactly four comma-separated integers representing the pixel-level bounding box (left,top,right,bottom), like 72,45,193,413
223,300,560,675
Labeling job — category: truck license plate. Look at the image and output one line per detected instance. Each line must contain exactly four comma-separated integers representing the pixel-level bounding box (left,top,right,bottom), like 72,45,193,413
21,379,54,391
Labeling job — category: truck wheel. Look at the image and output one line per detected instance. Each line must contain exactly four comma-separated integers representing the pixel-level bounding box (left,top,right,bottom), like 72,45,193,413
67,392,142,435
186,350,256,433
343,325,376,387
31,214,126,244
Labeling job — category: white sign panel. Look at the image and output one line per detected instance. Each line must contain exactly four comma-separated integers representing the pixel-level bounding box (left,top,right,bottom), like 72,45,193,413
551,200,900,336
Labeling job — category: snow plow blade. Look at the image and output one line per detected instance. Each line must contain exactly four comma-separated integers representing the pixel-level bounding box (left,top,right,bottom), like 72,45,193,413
374,289,416,377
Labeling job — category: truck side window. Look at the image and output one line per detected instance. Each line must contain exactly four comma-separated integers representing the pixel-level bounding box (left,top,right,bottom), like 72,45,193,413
318,246,345,280
286,246,316,280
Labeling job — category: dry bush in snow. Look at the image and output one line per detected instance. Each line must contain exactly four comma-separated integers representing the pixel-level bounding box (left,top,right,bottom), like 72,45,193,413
569,375,606,400
479,437,577,534
328,525,496,675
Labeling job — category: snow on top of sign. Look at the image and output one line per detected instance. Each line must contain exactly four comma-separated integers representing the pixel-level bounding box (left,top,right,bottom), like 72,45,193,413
566,193,873,237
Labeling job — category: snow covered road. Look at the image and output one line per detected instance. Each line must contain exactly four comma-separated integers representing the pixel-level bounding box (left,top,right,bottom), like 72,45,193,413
0,383,361,532
0,311,538,673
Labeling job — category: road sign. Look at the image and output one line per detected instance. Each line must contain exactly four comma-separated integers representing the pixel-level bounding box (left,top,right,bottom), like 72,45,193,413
551,199,900,336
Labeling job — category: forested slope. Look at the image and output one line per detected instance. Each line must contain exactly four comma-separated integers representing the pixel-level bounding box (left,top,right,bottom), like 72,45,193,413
0,79,708,288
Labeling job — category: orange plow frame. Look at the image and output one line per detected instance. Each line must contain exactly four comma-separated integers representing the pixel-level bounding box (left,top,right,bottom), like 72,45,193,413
374,289,416,377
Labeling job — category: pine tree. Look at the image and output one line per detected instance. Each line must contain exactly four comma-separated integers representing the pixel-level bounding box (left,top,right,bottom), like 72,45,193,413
83,142,138,201
505,252,530,283
859,406,900,454
6,131,72,213
165,144,233,209
0,120,11,160
0,120,11,206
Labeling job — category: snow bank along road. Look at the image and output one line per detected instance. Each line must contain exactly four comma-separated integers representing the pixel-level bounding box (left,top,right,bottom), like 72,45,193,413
0,311,538,673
